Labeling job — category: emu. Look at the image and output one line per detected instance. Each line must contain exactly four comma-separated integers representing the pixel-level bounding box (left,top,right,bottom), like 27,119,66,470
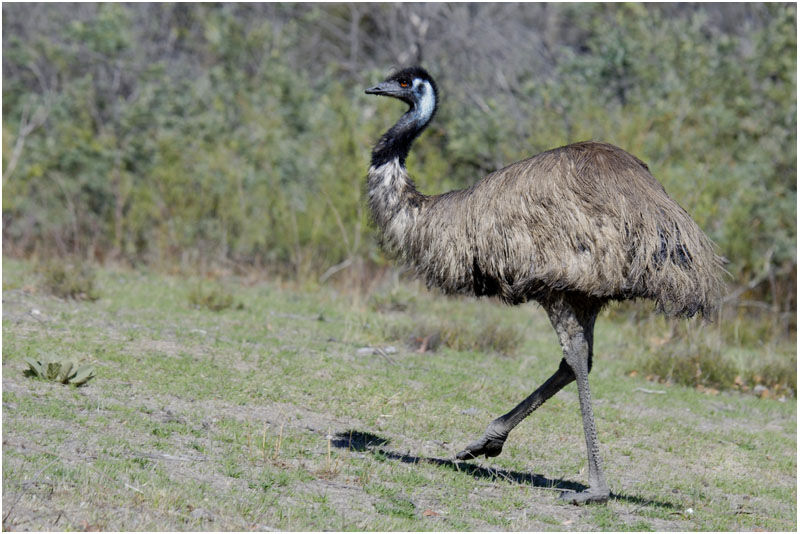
365,67,724,504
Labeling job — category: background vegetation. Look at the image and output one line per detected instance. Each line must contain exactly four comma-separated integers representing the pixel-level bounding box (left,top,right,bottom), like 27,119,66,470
3,4,795,316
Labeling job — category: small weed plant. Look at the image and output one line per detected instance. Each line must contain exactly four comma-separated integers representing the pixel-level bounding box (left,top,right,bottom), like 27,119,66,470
24,356,96,386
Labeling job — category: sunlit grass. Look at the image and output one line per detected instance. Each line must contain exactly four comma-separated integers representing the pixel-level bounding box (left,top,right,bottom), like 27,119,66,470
2,257,795,531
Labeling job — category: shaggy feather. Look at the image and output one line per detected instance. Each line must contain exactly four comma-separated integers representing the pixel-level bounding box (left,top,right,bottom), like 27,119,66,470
368,141,725,317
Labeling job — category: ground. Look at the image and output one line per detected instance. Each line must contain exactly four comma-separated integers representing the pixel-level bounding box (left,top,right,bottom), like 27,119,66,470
2,258,796,530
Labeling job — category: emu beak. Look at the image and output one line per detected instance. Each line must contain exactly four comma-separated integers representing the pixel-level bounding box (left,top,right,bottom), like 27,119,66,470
365,81,395,96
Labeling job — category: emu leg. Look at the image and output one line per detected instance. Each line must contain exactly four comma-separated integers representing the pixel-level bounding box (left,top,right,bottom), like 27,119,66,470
456,359,575,460
560,348,609,503
548,297,609,504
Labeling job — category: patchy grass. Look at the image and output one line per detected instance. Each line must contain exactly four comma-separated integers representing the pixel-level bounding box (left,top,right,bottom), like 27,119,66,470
2,257,796,531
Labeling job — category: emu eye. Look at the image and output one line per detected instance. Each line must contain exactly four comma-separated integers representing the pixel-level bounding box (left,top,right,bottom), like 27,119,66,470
399,81,409,88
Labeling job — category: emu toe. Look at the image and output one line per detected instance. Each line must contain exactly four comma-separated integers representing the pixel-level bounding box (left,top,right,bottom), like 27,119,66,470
456,433,506,460
559,488,610,505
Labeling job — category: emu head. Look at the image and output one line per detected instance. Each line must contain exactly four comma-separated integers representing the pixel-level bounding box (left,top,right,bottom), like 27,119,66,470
366,66,438,126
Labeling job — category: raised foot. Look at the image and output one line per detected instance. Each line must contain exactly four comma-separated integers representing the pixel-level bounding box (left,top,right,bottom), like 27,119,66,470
559,488,610,505
455,432,506,460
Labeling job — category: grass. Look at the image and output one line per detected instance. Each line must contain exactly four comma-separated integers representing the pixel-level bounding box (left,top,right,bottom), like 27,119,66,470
2,256,796,530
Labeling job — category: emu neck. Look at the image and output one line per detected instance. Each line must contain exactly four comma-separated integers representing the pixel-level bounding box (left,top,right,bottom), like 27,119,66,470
368,92,435,256
371,110,424,167
366,157,427,258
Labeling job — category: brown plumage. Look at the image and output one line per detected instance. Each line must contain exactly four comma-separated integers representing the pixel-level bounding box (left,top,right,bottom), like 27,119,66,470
365,66,725,504
369,140,724,316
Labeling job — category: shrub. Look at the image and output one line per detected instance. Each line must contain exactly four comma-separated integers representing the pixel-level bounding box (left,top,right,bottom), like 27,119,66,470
188,283,240,312
38,260,100,301
631,316,796,396
386,316,523,356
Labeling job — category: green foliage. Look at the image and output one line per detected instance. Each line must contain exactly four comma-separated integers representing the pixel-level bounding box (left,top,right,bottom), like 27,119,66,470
2,4,795,313
188,282,241,312
38,260,100,301
24,356,96,386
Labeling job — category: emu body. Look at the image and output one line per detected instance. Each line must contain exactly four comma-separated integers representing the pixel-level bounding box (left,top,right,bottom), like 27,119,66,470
365,67,724,504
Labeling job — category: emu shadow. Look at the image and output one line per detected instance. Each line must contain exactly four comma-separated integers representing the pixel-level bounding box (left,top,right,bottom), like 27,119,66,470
332,430,677,510
331,430,391,451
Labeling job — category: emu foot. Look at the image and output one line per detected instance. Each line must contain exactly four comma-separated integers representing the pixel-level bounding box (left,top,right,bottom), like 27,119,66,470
559,488,610,505
456,425,507,460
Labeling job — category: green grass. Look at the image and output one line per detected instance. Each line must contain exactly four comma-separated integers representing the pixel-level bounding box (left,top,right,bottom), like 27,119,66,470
2,257,796,530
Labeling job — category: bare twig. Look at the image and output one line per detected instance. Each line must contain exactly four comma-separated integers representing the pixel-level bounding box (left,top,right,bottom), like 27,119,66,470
135,452,206,462
261,422,269,462
375,347,398,366
3,97,50,182
27,310,46,324
634,387,667,395
322,192,352,252
721,247,792,305
273,423,284,460
123,483,144,494
319,257,353,284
